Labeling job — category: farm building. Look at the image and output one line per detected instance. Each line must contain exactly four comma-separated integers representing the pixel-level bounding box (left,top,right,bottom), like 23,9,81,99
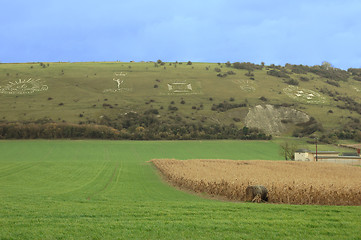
294,149,361,165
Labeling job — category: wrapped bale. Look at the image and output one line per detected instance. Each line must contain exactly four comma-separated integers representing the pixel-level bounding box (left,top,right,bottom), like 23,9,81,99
245,185,268,202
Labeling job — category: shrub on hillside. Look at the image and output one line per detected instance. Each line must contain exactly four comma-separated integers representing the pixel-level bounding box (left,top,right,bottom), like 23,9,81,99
326,80,340,87
233,62,262,71
267,70,290,78
144,109,159,115
285,64,310,74
245,70,254,77
168,105,178,111
284,78,299,86
299,76,310,82
157,59,165,65
353,76,361,81
293,117,324,137
347,68,361,76
217,73,227,78
211,101,247,112
309,66,349,82
259,96,268,102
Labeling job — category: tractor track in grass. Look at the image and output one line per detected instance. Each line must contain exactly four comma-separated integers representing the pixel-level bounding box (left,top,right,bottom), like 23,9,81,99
86,162,120,200
85,146,121,200
0,142,54,178
0,143,55,179
0,162,39,179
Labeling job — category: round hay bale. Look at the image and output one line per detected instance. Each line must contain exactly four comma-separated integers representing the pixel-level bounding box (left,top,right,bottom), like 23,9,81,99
245,185,268,202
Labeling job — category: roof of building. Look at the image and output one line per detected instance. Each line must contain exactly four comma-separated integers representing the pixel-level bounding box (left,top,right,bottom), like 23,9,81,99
310,151,339,154
295,149,340,154
341,152,360,156
295,149,311,153
317,156,361,159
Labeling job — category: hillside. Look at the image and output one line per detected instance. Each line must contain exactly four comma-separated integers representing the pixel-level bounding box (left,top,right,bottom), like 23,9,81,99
1,61,361,141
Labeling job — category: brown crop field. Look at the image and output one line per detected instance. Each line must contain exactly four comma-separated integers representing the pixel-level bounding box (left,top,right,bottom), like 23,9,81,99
152,159,361,206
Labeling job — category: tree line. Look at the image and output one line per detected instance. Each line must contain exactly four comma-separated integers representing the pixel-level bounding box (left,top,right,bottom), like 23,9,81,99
0,112,272,140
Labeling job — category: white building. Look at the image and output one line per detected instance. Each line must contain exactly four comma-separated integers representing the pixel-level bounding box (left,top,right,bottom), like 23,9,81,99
294,149,339,162
294,149,361,165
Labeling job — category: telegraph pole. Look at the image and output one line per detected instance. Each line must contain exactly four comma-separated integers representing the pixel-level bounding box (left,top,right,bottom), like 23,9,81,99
315,137,318,162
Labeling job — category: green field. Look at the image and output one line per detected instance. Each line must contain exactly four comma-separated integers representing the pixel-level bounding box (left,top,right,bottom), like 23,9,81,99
0,140,360,239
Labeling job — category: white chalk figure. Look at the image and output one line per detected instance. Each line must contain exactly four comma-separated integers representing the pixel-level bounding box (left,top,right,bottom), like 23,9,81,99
232,79,256,92
104,72,127,92
187,84,192,90
167,82,193,93
113,78,124,89
0,78,48,94
114,72,127,77
283,86,325,104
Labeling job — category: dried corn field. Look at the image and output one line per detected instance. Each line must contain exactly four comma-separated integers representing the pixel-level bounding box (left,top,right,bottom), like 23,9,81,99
152,159,361,206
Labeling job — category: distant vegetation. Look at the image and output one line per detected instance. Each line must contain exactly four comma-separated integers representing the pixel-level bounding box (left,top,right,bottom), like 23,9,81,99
232,62,263,71
0,111,271,140
211,101,247,112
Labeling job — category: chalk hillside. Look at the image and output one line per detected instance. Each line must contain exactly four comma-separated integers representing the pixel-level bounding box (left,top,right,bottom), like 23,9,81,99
1,61,360,140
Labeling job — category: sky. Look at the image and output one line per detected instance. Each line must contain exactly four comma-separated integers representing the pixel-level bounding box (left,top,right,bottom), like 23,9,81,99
1,0,361,69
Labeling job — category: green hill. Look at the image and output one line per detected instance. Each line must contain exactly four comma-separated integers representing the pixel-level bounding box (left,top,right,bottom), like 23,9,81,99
1,61,361,141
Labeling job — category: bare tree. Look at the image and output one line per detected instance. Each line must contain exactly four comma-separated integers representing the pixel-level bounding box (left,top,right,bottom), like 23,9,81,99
279,142,298,160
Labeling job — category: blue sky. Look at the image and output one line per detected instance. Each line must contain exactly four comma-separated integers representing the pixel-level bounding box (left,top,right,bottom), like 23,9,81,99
1,0,361,69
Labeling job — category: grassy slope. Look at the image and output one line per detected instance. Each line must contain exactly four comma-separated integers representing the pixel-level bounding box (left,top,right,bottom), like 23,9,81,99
0,140,360,239
1,62,360,132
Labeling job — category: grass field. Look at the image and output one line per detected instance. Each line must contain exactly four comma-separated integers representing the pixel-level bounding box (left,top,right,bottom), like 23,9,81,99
0,140,360,239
